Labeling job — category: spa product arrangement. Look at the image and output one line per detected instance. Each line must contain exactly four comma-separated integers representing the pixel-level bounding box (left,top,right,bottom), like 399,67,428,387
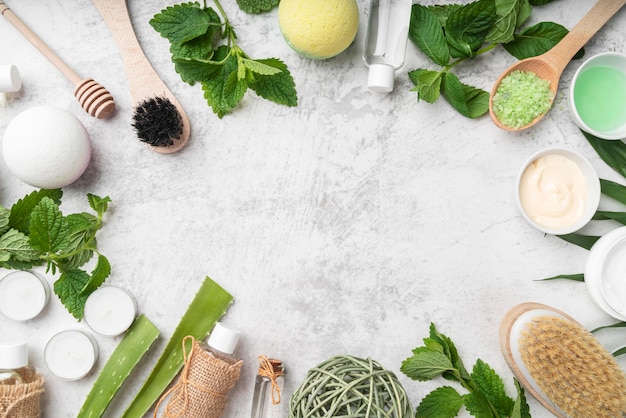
407,0,578,118
149,0,297,118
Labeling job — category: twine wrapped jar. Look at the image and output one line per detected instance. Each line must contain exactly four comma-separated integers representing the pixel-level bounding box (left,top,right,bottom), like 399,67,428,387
289,355,412,418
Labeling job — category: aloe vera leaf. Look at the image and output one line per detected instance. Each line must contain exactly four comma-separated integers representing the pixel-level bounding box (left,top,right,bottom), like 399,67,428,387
121,276,233,418
77,314,160,418
537,273,584,282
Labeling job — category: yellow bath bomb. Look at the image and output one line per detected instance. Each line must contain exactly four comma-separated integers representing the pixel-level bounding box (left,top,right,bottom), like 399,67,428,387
279,0,359,60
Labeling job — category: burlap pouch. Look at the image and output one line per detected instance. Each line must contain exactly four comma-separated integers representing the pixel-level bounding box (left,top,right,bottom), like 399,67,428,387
157,336,243,418
0,374,44,418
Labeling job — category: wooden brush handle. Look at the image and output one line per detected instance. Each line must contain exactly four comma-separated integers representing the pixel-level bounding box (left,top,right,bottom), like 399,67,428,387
91,0,172,104
0,1,115,118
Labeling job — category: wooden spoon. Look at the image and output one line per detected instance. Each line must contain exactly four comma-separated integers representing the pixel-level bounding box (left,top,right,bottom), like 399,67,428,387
489,0,626,131
0,1,115,119
92,0,190,154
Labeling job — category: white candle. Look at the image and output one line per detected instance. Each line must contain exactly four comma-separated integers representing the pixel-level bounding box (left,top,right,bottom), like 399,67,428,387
83,286,137,336
0,271,50,321
44,329,98,380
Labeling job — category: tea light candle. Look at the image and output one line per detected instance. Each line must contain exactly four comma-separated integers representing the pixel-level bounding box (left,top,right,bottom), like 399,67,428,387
0,271,50,321
83,286,137,336
44,329,98,380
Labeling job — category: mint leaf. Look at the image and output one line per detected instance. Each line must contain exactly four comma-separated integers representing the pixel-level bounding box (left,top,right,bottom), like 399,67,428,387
486,0,532,44
472,359,514,416
512,379,531,418
150,2,212,44
409,69,443,103
242,58,283,76
54,269,90,319
401,347,457,381
409,4,450,66
9,189,62,233
170,7,221,61
503,21,569,59
441,72,489,118
445,0,497,58
0,206,10,235
87,194,111,217
29,197,68,254
80,254,111,296
0,229,41,263
202,49,248,117
236,0,279,14
416,386,464,418
463,392,493,418
174,56,224,85
249,58,298,107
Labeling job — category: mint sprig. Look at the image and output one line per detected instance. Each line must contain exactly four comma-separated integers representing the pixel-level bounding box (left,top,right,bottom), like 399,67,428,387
409,0,578,118
0,189,111,319
401,323,530,418
236,0,279,14
150,1,297,118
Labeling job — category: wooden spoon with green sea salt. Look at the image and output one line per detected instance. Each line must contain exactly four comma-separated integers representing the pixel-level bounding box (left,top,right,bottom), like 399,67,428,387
489,0,625,131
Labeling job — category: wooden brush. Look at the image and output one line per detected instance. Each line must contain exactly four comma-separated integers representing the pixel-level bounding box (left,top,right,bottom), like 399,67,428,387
500,302,626,417
91,0,190,154
0,1,115,119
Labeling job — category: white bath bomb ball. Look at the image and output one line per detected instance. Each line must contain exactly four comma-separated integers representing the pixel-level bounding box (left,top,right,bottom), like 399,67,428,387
3,106,92,189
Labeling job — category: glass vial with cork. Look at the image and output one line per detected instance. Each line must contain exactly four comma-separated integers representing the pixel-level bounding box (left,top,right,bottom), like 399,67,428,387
159,322,243,418
363,0,413,92
250,356,285,418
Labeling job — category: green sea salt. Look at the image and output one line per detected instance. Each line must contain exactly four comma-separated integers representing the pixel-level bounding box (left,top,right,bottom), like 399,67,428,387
492,70,554,128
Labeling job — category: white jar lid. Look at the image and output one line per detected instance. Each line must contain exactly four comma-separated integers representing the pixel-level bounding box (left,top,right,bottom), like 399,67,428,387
0,342,28,369
585,226,626,320
0,65,22,92
367,63,395,93
207,322,240,355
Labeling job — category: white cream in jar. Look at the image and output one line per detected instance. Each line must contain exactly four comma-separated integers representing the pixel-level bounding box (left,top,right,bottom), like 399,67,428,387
519,154,588,229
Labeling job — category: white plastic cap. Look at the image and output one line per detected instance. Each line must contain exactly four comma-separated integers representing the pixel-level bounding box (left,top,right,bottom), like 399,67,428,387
0,65,22,92
0,342,28,369
207,322,240,354
367,63,395,93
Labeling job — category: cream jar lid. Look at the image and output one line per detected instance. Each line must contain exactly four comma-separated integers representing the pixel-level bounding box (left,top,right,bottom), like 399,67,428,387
584,226,626,320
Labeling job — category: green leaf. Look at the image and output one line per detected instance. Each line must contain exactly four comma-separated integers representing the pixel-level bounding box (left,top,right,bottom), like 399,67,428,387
471,359,514,416
174,56,224,85
416,386,464,418
121,277,233,418
409,69,443,103
202,48,248,117
557,233,600,250
441,72,489,118
9,189,62,233
586,132,626,179
591,321,626,333
149,2,212,44
236,0,279,14
241,58,282,76
613,346,626,357
29,197,68,253
401,347,457,381
594,211,626,226
78,315,159,418
511,379,531,418
445,0,497,58
248,58,298,107
529,0,555,5
463,392,493,418
486,0,532,44
538,273,584,282
409,4,450,66
503,21,569,60
428,323,471,382
87,194,111,217
169,7,221,62
0,229,41,262
79,254,111,297
600,178,626,205
53,269,91,319
0,206,10,236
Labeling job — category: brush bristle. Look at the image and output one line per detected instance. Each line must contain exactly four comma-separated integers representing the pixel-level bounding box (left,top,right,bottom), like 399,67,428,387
520,315,626,418
132,97,183,147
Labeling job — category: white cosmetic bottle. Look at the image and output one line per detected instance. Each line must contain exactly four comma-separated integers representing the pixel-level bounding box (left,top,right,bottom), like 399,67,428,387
363,0,413,92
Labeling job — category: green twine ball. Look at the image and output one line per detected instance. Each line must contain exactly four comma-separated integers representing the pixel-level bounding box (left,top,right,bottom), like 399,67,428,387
289,355,413,418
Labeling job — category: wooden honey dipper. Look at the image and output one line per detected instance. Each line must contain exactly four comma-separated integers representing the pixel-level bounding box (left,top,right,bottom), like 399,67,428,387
0,1,115,119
